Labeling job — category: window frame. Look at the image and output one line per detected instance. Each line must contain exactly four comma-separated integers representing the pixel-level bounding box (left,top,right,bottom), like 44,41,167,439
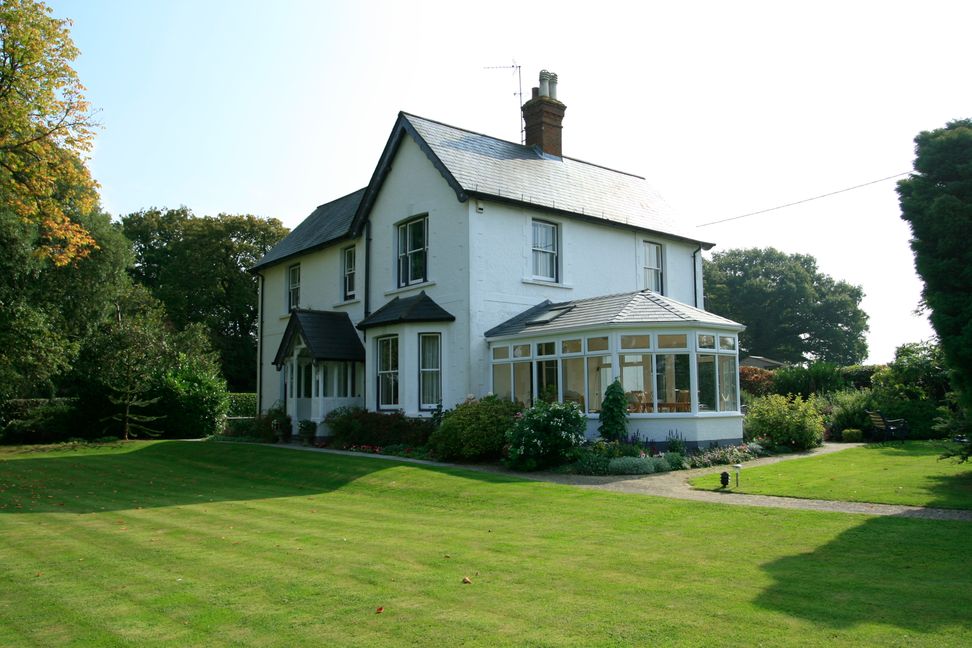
287,263,300,311
397,216,428,288
418,333,442,411
343,246,356,301
376,335,399,410
531,219,560,282
644,241,664,294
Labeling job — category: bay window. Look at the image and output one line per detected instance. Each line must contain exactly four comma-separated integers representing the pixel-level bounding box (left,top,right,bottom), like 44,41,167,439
377,336,399,408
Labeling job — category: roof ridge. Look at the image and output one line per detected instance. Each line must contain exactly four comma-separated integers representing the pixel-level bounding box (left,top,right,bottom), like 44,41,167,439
401,112,646,180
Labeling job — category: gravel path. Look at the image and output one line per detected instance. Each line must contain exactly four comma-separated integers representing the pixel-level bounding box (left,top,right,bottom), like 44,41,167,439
270,442,972,522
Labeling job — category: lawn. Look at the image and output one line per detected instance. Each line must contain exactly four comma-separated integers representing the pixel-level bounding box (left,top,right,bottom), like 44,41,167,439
1,441,970,647
689,441,972,509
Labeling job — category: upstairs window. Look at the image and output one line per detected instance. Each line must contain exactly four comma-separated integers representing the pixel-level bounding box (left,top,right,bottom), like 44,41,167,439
644,242,663,293
287,264,300,311
398,216,428,287
343,246,356,300
532,220,559,281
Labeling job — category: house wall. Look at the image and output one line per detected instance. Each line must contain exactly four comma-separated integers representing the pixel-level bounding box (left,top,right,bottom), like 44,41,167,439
362,135,471,414
465,197,704,398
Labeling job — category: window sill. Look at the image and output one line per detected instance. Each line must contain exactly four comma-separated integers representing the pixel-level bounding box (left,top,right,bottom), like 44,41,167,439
522,278,573,289
333,298,361,308
384,280,436,297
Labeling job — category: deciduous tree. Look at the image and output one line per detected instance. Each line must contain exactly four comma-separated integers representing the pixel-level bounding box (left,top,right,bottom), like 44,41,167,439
704,248,868,365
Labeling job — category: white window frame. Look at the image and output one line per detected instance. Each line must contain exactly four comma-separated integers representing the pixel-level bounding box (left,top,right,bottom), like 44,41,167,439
644,241,663,294
343,246,356,301
531,219,559,282
397,216,428,287
377,335,399,409
418,333,441,411
287,264,300,311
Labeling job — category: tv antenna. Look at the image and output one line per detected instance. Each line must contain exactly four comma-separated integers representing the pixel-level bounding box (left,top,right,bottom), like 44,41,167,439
483,62,524,143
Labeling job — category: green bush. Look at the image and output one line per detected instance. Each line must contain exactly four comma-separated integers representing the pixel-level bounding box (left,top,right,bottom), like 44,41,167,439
428,396,522,461
686,444,759,469
841,428,863,442
651,456,672,472
505,400,586,471
324,407,434,448
822,388,874,436
771,362,845,398
224,417,257,438
573,450,611,475
0,398,83,445
227,393,257,417
839,365,883,389
154,356,230,439
607,456,655,475
664,452,685,470
745,394,824,451
253,403,290,442
598,379,628,441
588,440,643,459
666,431,687,455
298,419,317,445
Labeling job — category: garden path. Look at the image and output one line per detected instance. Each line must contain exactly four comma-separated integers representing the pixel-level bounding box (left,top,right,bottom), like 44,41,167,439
277,443,972,522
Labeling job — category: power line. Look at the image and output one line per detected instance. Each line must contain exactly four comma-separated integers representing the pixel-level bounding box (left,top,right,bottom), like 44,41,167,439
697,171,912,227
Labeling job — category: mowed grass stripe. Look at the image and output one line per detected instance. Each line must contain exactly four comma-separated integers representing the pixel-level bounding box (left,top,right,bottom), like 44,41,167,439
1,441,970,647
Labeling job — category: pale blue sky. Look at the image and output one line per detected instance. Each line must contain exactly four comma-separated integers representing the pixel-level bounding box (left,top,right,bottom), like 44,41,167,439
51,0,972,363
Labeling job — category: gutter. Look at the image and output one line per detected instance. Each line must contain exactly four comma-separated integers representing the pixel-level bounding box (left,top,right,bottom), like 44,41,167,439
364,220,372,318
256,272,264,414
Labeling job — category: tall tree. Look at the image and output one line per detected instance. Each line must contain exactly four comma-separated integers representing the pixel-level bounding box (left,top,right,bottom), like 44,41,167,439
0,0,99,265
897,119,972,415
121,208,288,391
704,248,869,365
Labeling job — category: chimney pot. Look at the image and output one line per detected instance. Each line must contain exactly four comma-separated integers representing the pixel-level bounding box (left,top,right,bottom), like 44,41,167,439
548,72,558,100
531,86,539,99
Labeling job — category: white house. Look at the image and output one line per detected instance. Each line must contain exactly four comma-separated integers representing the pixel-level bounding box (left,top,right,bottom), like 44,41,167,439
251,71,745,448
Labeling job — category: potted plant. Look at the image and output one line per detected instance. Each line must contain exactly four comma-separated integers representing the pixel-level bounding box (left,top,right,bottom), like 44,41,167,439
298,419,317,445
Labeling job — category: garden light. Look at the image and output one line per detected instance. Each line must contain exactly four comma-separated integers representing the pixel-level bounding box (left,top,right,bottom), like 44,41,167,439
733,464,742,487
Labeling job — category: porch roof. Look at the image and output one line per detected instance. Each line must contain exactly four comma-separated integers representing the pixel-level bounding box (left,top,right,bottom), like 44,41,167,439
356,291,456,330
273,309,365,367
484,290,744,339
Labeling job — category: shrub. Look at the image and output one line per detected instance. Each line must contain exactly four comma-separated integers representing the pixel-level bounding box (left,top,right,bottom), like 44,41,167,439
324,407,434,448
154,356,229,439
651,456,672,472
0,398,82,445
666,431,686,455
227,393,258,417
607,456,655,475
841,428,863,442
223,417,257,438
745,394,824,451
598,379,628,441
771,362,845,398
298,419,317,445
505,400,586,471
822,388,874,436
664,452,685,470
739,366,774,396
573,450,611,475
428,396,522,461
686,444,759,469
253,403,290,442
839,365,883,389
588,440,643,459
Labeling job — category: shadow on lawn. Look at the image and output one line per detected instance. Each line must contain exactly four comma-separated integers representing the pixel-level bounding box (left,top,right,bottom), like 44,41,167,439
755,460,972,631
0,441,526,514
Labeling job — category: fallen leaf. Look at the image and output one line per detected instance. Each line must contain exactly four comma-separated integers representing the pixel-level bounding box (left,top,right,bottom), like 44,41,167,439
462,576,472,584
375,606,384,614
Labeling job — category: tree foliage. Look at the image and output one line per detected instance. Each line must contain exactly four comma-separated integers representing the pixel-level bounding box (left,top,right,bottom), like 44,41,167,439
121,208,288,390
0,0,99,265
704,248,869,365
897,119,972,415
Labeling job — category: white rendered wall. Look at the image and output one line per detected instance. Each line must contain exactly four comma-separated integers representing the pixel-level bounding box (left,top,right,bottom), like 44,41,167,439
466,197,704,398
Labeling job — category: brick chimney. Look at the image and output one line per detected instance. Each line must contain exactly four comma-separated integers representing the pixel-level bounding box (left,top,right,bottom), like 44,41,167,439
521,70,565,157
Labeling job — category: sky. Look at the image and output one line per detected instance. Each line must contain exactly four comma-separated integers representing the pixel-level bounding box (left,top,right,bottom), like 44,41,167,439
50,0,972,364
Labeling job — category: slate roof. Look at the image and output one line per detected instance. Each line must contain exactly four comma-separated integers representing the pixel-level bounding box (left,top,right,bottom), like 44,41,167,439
251,188,365,271
273,309,365,367
484,290,743,339
356,291,456,330
399,113,712,247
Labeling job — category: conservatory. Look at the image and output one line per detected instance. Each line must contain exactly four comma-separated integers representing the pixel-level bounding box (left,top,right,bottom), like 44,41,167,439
484,290,746,449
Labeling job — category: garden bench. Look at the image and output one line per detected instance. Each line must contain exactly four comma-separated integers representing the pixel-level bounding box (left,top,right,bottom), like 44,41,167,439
866,410,909,441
